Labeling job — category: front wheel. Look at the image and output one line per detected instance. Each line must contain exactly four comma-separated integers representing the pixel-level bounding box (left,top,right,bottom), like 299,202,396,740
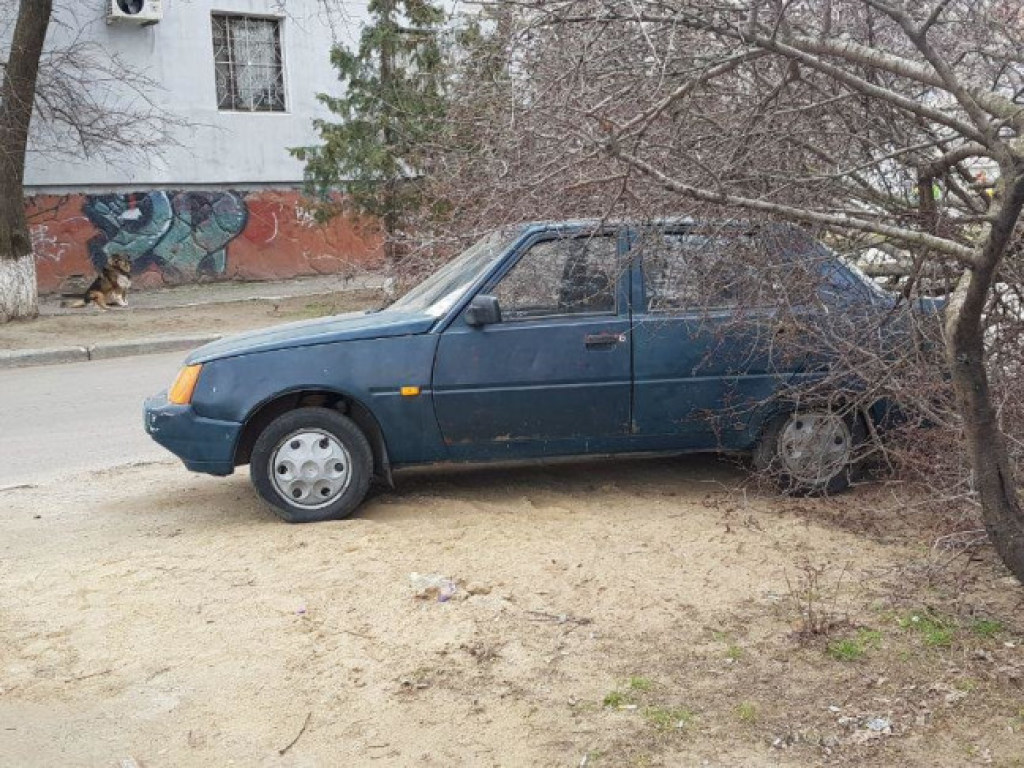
250,407,373,522
753,409,865,495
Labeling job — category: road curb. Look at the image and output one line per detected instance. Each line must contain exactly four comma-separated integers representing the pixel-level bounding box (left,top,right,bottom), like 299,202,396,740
0,335,221,370
0,346,89,369
87,334,222,360
39,275,392,316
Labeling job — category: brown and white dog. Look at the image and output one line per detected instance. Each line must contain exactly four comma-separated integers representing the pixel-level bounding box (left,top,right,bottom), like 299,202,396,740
61,255,133,310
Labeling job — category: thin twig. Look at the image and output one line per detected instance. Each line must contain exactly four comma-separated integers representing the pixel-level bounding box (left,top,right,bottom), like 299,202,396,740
278,712,312,756
0,484,37,493
64,668,112,683
526,610,593,625
341,629,373,640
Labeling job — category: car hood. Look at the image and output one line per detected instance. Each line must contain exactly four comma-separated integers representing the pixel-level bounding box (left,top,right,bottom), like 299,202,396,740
185,309,436,364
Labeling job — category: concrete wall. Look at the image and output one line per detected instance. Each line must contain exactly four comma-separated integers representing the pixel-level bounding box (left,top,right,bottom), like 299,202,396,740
29,190,381,294
25,0,364,189
17,1,385,290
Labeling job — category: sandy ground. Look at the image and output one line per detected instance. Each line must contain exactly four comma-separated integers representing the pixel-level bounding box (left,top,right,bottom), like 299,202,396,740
0,290,384,350
1,456,1022,767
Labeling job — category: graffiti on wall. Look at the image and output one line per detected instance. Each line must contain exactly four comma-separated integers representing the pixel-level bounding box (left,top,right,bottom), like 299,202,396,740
83,191,249,281
27,189,384,294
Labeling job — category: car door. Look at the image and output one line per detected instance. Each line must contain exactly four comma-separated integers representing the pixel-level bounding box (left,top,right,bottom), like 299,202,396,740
432,229,632,459
630,226,797,450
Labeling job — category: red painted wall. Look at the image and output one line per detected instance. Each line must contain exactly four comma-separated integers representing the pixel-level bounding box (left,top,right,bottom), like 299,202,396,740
27,189,383,294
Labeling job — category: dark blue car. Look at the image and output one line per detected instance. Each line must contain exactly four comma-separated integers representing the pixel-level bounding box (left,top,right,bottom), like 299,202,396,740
145,220,909,522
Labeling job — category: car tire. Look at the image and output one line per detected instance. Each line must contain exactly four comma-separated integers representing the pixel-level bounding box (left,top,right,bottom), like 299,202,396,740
753,408,865,495
250,406,373,523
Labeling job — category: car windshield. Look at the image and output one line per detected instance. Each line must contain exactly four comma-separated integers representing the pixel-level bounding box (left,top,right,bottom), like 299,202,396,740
387,228,520,317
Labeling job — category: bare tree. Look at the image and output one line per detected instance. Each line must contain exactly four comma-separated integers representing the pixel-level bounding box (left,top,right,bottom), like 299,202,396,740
430,0,1024,581
0,0,50,322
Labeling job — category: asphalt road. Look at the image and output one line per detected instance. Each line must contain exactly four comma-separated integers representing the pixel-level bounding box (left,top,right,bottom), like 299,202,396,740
0,352,186,488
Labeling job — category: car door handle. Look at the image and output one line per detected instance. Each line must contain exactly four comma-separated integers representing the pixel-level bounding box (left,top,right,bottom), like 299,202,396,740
585,332,626,348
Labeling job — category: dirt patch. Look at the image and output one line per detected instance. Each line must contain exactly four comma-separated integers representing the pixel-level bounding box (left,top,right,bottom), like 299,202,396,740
0,457,1021,767
0,290,382,350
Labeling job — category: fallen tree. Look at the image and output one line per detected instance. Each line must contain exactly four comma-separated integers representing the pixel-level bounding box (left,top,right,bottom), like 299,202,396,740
433,0,1024,582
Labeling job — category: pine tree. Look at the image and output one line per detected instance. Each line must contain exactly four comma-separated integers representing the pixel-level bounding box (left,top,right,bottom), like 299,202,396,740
293,0,447,262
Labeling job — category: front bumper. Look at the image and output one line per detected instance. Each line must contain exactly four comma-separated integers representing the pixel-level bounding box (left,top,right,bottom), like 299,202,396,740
144,393,242,476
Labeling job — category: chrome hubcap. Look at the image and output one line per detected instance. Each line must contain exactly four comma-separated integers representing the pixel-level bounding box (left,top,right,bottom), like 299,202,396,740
777,412,852,486
269,429,352,509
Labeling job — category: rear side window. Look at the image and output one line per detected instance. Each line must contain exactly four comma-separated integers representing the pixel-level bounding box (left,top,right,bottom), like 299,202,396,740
642,233,770,311
493,235,619,318
641,230,828,312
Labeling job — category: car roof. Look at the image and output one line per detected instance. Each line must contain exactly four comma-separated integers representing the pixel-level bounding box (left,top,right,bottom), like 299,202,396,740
517,218,696,235
513,218,817,236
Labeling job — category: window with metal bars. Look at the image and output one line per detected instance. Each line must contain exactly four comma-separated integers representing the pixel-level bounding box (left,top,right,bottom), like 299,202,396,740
211,14,285,112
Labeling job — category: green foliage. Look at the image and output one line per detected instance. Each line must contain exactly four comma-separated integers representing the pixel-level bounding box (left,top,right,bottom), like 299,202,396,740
971,618,1004,638
827,628,882,661
603,675,693,735
603,676,655,708
736,702,758,723
628,676,653,692
292,0,448,251
858,628,883,647
900,610,954,648
827,637,865,661
643,706,694,731
603,690,627,708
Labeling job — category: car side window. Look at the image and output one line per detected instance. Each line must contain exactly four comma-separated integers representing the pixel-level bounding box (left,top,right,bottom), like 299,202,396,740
643,234,744,311
642,232,802,312
493,235,618,318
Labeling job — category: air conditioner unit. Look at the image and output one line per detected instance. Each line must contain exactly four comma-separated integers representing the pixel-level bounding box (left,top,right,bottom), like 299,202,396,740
107,0,163,25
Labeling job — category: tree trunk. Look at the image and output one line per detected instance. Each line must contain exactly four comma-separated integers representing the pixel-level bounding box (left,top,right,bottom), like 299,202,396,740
0,251,37,322
379,0,399,264
0,0,53,322
946,173,1024,583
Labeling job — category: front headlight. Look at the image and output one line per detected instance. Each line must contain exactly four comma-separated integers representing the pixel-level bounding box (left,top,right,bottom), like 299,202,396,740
168,364,203,405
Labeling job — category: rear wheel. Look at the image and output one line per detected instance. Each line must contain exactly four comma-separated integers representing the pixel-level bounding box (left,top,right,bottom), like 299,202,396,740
250,407,372,522
753,409,864,495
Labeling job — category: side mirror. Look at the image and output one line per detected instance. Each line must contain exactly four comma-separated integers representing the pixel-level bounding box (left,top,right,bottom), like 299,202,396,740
464,294,502,327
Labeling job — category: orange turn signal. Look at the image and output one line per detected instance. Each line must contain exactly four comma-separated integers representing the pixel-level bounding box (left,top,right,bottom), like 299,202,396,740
400,386,421,397
169,364,203,405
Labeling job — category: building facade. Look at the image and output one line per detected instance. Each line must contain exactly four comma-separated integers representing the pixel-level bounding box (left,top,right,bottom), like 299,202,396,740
23,0,381,293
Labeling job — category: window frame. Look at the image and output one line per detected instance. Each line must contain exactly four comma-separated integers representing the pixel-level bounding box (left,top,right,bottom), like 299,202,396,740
482,230,624,322
637,227,803,316
211,12,288,114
